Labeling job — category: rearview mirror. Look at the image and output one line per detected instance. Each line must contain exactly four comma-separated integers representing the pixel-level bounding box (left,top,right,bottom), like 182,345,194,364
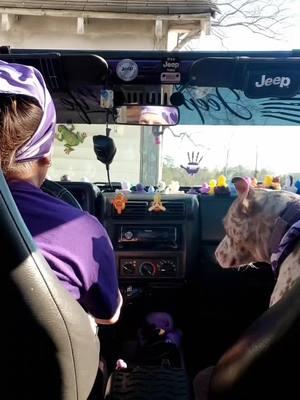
114,105,179,126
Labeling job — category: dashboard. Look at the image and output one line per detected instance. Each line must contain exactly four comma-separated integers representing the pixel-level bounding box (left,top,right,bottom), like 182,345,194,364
102,193,199,285
56,181,236,286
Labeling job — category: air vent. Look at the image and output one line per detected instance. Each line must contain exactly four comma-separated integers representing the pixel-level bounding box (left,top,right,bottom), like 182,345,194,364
123,87,171,105
112,201,148,218
112,200,185,219
125,90,169,105
152,201,185,219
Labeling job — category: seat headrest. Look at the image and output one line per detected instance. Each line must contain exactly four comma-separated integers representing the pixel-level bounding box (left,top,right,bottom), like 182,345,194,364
0,172,99,400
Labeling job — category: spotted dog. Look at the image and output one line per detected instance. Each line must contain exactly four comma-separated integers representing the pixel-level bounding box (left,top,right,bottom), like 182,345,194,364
215,177,300,306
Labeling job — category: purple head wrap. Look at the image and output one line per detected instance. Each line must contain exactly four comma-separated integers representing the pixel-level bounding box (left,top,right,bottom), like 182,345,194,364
0,60,56,162
140,106,178,125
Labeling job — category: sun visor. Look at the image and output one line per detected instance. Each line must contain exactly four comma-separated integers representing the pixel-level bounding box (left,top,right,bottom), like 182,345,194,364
189,57,300,99
0,52,110,124
0,53,109,90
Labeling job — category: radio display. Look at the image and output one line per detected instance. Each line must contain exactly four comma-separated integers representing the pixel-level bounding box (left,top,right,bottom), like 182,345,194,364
115,225,180,250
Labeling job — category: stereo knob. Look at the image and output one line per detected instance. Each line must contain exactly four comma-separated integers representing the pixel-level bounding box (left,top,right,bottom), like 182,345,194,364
140,262,156,277
122,262,135,275
158,260,177,276
124,231,134,240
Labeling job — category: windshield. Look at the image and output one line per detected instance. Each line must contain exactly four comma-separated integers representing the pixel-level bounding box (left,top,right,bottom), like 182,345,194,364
49,122,300,187
48,76,300,188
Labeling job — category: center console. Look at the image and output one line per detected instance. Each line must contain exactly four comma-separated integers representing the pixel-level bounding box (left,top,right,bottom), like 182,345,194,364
102,193,199,285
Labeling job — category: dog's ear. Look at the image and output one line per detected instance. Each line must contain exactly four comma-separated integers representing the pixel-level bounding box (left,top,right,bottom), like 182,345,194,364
232,177,250,196
232,177,253,214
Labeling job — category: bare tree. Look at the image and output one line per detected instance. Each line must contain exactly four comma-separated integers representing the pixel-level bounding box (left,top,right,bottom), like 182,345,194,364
174,0,292,50
212,0,291,40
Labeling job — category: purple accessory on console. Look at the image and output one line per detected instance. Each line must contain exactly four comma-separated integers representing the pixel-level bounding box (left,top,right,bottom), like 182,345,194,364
270,201,300,275
0,60,56,162
144,312,182,347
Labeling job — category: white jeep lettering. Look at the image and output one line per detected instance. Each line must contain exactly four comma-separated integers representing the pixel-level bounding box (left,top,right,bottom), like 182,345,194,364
255,74,291,88
162,61,180,69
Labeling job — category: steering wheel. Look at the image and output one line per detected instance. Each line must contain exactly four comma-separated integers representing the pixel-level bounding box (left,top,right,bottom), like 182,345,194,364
41,179,82,210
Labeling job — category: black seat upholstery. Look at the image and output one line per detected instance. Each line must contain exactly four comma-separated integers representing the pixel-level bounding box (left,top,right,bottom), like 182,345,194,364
42,179,83,210
209,277,300,399
55,181,100,214
0,171,100,400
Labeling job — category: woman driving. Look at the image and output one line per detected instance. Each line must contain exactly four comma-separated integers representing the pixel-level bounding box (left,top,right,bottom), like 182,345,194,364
0,60,122,325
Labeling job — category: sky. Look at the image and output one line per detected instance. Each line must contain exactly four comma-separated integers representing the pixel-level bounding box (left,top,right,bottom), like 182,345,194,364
163,1,300,176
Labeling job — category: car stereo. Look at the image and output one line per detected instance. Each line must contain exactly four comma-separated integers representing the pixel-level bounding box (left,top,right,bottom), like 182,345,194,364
115,225,180,250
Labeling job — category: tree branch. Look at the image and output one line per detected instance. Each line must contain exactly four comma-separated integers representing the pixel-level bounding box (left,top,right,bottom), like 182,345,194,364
172,28,202,50
176,0,292,50
212,0,292,41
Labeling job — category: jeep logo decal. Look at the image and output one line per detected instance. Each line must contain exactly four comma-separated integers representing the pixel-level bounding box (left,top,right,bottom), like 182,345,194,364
162,61,180,70
255,74,291,88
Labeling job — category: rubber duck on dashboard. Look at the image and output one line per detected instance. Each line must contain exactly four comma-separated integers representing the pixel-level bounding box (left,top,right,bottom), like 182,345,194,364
272,176,281,190
208,179,217,195
214,175,230,196
263,175,274,189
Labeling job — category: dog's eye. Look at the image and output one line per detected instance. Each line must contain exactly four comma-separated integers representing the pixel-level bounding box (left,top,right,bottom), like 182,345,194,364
227,231,242,245
226,227,236,238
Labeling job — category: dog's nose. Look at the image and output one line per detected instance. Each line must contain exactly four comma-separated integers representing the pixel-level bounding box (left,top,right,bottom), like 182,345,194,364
213,252,219,264
214,249,219,261
230,257,236,266
215,248,223,264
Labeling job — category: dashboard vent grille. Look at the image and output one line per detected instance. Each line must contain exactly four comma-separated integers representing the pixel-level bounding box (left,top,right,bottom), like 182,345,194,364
159,201,185,218
112,201,148,218
112,200,185,219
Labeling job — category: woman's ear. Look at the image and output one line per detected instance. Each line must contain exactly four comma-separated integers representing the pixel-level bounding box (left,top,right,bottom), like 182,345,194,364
38,156,52,168
37,156,52,186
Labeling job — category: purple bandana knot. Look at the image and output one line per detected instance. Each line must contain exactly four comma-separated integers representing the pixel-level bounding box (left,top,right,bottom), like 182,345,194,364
0,60,56,162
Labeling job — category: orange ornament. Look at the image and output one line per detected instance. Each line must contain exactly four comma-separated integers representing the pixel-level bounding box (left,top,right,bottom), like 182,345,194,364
112,193,128,215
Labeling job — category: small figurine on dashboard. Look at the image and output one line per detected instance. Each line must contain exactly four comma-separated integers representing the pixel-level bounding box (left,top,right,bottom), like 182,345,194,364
208,179,217,195
272,176,281,190
136,183,147,193
199,182,210,195
116,180,131,194
156,181,167,193
214,175,230,196
256,180,264,188
295,180,300,195
147,185,155,193
283,175,296,193
251,177,258,188
263,175,274,189
112,192,128,215
148,194,166,213
166,180,184,194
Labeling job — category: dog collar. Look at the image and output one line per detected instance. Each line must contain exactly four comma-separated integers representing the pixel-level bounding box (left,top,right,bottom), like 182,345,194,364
270,201,300,275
